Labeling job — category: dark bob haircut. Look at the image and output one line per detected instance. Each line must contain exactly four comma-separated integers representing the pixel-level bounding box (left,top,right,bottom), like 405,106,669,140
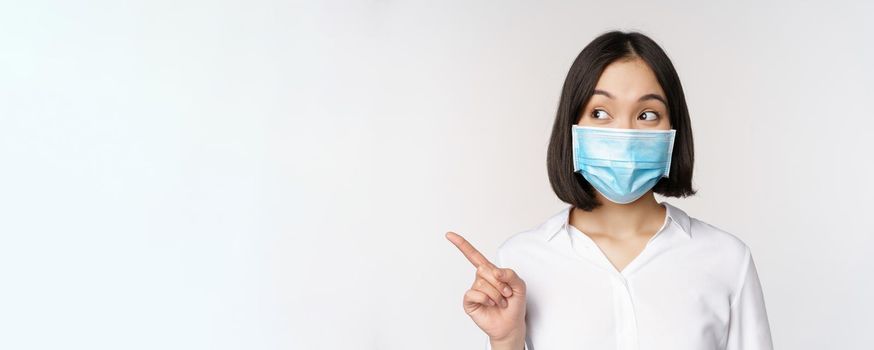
547,30,697,211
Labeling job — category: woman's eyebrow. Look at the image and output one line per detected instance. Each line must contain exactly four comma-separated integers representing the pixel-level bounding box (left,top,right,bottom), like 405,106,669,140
593,89,667,106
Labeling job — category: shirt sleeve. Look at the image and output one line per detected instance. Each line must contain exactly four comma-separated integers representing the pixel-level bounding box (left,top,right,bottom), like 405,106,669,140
725,246,774,350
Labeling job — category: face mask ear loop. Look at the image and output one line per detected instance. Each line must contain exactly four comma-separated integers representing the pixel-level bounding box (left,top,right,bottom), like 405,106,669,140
571,125,580,173
663,130,677,178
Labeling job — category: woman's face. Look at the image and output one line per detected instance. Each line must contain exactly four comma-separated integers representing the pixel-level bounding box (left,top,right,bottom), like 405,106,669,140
577,57,672,130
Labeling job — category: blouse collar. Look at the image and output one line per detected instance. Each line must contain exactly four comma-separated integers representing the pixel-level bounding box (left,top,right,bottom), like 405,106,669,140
541,201,692,241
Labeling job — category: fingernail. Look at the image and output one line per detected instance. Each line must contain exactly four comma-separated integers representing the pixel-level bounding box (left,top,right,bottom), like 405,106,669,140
501,298,507,308
503,286,512,296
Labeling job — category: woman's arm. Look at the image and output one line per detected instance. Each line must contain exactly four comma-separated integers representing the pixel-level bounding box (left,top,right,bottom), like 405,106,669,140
724,246,774,350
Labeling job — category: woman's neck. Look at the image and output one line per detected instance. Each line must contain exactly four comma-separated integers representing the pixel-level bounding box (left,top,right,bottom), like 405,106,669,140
569,191,666,239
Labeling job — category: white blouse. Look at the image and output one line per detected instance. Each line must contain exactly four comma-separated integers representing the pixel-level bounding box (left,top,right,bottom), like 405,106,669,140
484,201,773,350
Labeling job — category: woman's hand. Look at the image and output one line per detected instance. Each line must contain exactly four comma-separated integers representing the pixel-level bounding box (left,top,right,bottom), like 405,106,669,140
446,231,527,344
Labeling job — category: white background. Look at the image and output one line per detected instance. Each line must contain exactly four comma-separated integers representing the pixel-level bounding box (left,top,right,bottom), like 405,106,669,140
1,0,872,349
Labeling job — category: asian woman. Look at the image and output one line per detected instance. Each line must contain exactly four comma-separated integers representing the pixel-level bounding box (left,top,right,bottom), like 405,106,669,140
446,30,773,350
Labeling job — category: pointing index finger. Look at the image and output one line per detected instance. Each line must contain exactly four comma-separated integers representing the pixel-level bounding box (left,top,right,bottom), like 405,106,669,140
445,231,495,268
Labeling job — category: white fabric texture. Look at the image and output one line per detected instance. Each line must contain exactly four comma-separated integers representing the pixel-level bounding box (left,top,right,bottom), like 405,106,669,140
484,201,773,350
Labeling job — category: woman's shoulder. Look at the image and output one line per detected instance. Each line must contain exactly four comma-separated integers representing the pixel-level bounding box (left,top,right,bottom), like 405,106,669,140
494,226,549,263
687,216,753,255
493,205,574,265
679,214,759,278
660,201,752,254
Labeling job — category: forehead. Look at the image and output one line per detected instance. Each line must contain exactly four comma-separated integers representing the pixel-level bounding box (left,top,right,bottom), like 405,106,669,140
594,57,665,98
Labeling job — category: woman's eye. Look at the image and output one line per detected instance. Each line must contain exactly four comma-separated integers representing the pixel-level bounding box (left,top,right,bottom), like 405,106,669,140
592,109,610,120
639,111,659,121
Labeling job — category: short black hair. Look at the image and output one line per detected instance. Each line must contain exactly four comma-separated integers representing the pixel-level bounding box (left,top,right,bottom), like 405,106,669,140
547,30,697,211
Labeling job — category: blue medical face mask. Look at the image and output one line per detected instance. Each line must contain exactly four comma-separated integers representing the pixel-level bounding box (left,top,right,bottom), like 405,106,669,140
571,125,677,204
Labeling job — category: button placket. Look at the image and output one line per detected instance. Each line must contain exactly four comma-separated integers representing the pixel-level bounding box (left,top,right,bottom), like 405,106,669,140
611,273,639,350
566,224,649,350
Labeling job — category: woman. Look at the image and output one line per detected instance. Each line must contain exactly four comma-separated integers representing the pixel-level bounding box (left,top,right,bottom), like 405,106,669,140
446,31,773,350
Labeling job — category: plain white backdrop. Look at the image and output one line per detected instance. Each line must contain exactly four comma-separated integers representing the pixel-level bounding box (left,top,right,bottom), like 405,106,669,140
1,0,872,349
